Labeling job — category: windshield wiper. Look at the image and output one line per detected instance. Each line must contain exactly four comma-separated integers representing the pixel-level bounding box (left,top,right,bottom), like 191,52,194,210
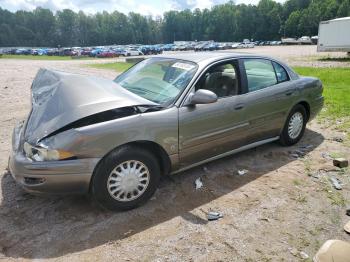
125,86,158,95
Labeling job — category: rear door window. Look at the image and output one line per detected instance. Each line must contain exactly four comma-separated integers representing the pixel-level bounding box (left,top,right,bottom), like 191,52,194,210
243,59,277,92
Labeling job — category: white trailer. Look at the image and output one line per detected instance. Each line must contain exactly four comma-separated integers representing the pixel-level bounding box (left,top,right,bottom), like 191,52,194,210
318,16,350,53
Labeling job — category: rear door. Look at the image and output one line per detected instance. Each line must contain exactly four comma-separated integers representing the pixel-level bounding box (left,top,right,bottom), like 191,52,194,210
239,58,298,144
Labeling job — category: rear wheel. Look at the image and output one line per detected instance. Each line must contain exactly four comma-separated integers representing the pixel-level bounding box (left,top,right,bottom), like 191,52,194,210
91,145,160,211
279,104,307,146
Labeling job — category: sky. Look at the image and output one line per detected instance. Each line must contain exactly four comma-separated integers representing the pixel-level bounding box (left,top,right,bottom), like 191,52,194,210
0,0,285,16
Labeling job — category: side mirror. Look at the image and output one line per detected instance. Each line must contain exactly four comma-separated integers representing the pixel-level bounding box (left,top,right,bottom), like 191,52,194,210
188,89,218,105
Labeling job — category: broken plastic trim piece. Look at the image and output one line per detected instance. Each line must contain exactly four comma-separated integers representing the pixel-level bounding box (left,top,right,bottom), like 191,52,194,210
39,105,164,142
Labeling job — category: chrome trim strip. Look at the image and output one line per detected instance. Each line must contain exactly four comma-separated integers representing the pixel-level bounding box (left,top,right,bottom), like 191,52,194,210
171,136,279,175
182,122,250,147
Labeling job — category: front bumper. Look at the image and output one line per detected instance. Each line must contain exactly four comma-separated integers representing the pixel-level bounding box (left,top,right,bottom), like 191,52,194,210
9,124,100,194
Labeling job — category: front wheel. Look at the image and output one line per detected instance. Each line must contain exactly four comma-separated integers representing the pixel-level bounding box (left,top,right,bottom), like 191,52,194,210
279,104,307,146
91,146,160,211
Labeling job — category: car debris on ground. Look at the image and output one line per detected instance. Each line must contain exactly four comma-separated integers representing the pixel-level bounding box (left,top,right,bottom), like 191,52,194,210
309,167,340,180
321,152,333,160
344,221,350,234
288,247,298,256
194,177,203,190
313,239,350,262
299,251,309,259
346,207,350,216
333,158,349,168
290,144,313,158
329,177,342,190
207,211,223,221
332,136,344,143
237,169,248,176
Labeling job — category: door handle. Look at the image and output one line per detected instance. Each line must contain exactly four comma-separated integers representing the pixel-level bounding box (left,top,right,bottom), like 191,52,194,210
285,91,294,96
234,104,245,110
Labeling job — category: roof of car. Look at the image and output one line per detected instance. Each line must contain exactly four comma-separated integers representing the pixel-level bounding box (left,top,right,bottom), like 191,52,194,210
155,52,260,63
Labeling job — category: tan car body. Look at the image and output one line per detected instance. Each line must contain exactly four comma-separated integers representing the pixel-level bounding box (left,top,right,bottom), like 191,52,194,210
9,52,324,194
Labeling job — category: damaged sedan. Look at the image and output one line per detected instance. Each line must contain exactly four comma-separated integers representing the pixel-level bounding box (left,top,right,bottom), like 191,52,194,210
9,53,324,210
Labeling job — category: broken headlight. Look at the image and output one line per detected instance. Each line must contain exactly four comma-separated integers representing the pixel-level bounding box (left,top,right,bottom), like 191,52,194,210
23,142,75,161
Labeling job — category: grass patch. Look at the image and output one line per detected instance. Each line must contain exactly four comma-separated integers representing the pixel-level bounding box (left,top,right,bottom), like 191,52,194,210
329,152,346,159
303,158,312,177
89,62,134,72
293,179,302,186
318,56,350,62
323,186,346,206
293,67,350,119
294,67,350,139
296,193,307,203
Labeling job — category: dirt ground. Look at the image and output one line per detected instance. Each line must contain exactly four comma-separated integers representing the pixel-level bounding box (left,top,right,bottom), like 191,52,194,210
0,45,349,261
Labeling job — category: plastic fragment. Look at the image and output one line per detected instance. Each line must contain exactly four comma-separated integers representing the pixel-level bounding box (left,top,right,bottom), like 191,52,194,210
237,169,248,176
329,177,342,190
300,251,309,259
194,177,203,190
344,221,350,234
207,211,223,221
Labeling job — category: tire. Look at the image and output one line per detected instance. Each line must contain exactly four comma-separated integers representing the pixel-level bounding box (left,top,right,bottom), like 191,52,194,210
279,104,307,146
91,145,160,211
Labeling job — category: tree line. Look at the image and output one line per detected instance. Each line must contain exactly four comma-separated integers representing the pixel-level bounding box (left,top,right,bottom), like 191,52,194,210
0,0,349,47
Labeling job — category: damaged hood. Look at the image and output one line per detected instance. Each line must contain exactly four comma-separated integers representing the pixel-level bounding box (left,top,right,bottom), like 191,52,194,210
25,69,156,143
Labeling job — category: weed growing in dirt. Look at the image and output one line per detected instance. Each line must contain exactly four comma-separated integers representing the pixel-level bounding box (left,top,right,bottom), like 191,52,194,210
323,185,346,207
293,179,302,186
296,193,307,203
303,158,313,177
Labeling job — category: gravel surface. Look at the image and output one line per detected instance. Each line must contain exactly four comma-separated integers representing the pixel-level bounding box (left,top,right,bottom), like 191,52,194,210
0,46,349,261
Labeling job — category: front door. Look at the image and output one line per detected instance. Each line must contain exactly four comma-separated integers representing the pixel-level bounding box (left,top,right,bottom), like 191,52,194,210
178,60,248,168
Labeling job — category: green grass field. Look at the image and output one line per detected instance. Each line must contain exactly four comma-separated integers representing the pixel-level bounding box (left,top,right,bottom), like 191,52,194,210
88,62,134,72
294,67,350,120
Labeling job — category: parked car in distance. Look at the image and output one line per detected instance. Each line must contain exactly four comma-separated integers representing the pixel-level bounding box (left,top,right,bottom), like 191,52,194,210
97,49,118,58
298,36,312,45
15,48,31,55
121,48,143,56
9,52,324,211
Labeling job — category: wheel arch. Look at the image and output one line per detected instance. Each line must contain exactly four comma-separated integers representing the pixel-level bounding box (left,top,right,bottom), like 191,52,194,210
125,140,172,176
296,101,310,122
92,140,172,183
280,100,311,135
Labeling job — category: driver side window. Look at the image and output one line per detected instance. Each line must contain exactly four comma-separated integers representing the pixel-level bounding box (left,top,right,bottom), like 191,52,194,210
195,61,240,98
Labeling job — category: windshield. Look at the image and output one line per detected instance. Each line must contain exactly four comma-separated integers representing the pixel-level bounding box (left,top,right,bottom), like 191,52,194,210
114,58,198,106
